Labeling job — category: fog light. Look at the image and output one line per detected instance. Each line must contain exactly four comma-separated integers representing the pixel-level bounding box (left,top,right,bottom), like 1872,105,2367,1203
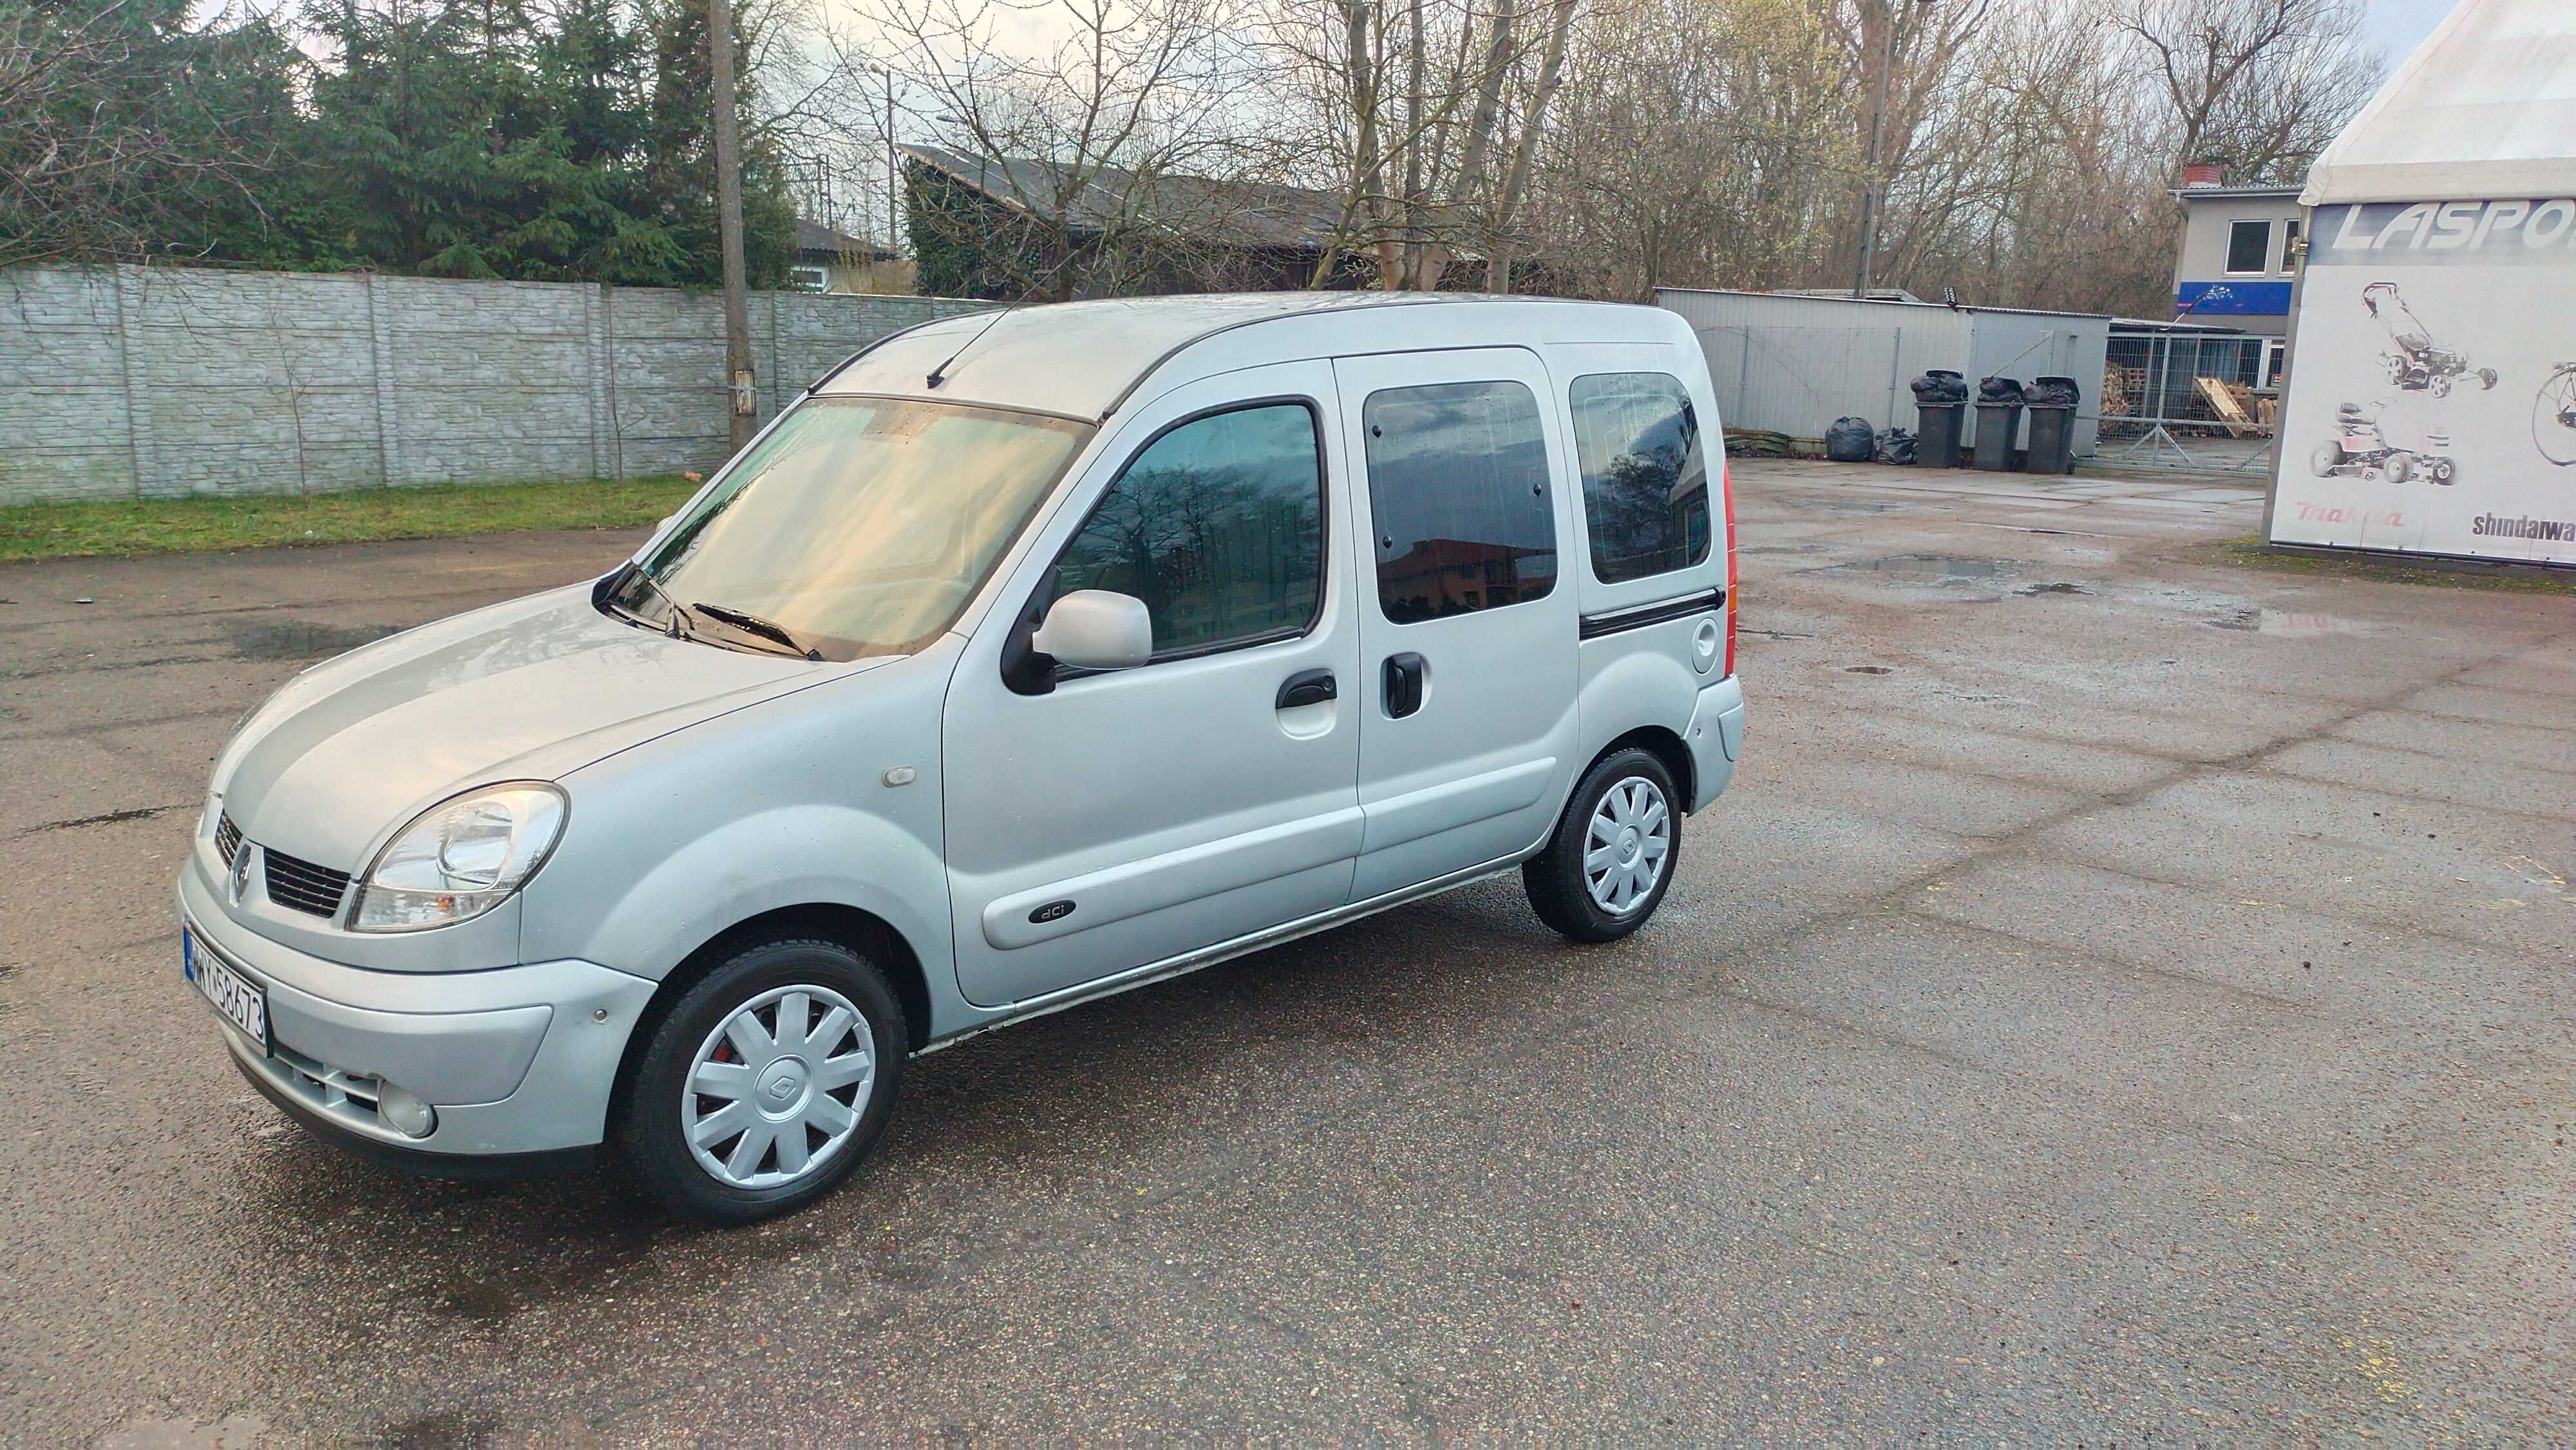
377,1082,437,1139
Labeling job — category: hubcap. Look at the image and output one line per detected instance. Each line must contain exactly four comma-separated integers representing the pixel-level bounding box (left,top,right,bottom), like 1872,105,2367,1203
1584,776,1670,916
683,984,875,1189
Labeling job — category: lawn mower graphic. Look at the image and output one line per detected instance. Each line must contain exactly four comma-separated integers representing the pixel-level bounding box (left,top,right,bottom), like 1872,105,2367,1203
2310,401,2455,485
2538,362,2576,468
2364,281,2496,397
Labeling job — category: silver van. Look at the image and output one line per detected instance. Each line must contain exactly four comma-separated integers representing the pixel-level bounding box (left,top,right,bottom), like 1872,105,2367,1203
179,295,1747,1222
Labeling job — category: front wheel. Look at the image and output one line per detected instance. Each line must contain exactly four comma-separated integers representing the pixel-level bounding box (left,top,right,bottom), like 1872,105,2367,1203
613,934,907,1224
2309,442,2344,478
1524,748,1680,943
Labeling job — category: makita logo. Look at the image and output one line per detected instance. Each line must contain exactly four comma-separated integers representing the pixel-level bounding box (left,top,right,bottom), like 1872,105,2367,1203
2472,513,2576,541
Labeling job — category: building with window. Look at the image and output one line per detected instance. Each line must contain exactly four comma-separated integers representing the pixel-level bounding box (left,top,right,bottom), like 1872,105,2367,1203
791,219,911,296
2171,178,2306,388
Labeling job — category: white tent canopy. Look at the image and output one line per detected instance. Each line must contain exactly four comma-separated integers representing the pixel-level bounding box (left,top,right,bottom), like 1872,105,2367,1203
2300,0,2576,207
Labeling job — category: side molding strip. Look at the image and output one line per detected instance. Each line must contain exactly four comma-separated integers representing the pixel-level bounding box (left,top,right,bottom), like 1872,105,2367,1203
915,852,1530,1056
1578,588,1725,641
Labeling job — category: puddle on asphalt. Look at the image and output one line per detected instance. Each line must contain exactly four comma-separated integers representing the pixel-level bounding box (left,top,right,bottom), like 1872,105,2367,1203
2211,608,2377,637
225,619,401,660
1833,554,2027,586
1844,664,1894,674
2016,581,2089,596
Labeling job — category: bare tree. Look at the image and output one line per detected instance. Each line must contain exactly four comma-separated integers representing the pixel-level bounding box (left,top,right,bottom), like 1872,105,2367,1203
1276,0,1583,292
829,0,1274,300
2114,0,2376,184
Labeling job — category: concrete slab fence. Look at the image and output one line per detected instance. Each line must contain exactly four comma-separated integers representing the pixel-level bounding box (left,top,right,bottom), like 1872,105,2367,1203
0,265,992,505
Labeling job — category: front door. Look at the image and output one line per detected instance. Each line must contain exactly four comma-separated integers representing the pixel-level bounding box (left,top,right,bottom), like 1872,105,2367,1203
1334,348,1582,902
942,361,1363,1007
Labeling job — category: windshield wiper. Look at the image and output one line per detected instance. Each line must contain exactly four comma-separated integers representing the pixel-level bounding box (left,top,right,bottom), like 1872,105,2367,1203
689,602,824,661
613,563,694,639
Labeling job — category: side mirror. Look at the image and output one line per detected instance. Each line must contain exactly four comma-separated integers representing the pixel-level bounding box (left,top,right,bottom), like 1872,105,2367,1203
1030,590,1152,670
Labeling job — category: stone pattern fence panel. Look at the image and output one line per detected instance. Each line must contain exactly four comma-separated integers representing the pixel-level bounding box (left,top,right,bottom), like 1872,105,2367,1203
0,265,992,505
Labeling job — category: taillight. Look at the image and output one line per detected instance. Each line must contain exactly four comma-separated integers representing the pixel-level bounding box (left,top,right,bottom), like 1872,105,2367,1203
1721,460,1738,677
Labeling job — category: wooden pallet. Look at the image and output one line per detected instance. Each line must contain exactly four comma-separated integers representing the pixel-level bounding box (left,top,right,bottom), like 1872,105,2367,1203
2193,375,2273,437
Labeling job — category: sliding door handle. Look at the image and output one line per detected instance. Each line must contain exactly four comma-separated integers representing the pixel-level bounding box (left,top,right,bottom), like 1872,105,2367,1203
1382,653,1426,719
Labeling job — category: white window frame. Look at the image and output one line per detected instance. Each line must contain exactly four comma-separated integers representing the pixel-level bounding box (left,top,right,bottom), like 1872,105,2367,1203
2261,339,2287,390
788,265,830,294
2277,217,2301,276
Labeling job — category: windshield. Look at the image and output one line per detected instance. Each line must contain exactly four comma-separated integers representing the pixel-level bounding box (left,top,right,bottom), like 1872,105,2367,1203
606,397,1092,661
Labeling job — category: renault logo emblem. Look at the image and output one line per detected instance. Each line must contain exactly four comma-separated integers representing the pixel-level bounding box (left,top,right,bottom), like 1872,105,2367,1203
228,842,256,907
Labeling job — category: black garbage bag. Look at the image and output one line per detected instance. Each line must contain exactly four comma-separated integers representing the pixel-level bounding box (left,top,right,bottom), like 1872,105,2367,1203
2025,374,2081,407
1977,375,2025,403
1873,428,1918,465
1824,415,1876,462
1909,370,1969,404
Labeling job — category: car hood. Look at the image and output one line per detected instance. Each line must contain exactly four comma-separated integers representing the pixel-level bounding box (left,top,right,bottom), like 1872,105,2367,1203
216,583,849,871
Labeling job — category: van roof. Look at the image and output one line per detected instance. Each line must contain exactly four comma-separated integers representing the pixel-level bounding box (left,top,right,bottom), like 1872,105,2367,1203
810,293,1688,422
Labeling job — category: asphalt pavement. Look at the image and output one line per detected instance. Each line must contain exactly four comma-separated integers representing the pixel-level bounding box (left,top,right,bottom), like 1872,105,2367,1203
4,459,2571,1445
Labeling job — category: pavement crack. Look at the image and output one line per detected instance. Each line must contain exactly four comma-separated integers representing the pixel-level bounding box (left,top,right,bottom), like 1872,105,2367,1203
15,802,189,836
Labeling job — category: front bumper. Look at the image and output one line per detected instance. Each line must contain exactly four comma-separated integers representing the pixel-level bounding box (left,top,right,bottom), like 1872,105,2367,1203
179,867,656,1160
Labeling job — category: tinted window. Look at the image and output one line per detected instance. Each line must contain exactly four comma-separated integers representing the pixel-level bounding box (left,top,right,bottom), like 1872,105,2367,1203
1051,403,1323,657
2226,219,2270,274
1569,373,1710,585
1362,381,1557,623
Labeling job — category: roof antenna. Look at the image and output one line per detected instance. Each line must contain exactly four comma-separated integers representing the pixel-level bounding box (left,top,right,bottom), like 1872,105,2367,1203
924,245,1089,387
925,305,1012,388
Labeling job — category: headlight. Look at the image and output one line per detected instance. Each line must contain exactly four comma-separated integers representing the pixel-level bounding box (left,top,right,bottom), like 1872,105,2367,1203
350,783,567,932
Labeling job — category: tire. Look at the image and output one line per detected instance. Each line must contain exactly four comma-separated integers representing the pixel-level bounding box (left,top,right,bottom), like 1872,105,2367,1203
2478,369,2498,391
2308,443,2343,478
612,934,907,1225
2430,374,2451,399
1523,747,1681,943
2385,452,2414,484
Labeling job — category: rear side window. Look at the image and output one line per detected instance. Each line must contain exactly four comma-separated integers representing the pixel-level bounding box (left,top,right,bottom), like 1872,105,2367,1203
1362,381,1557,623
1569,373,1710,585
1050,402,1324,657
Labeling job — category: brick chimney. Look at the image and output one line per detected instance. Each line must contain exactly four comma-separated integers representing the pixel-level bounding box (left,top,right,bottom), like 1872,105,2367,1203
2179,160,2225,189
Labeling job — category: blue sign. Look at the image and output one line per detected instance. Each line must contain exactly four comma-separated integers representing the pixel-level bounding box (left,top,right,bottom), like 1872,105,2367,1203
2176,280,2292,315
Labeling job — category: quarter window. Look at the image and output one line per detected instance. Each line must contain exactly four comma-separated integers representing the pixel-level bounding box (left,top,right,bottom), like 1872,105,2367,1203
1569,373,1710,585
2226,219,2271,274
1050,402,1323,657
1362,381,1557,623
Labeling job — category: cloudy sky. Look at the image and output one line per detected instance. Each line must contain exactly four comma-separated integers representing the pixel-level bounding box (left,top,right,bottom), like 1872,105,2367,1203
2363,0,2461,61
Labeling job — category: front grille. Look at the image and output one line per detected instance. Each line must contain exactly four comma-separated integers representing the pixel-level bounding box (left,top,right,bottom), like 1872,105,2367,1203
263,848,352,918
214,811,242,862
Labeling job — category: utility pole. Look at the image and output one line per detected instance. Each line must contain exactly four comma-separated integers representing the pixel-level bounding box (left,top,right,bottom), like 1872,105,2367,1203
1853,0,1929,299
1850,2,1897,298
709,0,755,453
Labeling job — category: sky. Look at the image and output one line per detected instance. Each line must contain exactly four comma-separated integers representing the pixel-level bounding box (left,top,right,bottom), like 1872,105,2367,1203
2363,0,2462,63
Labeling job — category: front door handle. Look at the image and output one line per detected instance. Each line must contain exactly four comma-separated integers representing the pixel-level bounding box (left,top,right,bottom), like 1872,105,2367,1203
1276,668,1337,710
1382,653,1426,719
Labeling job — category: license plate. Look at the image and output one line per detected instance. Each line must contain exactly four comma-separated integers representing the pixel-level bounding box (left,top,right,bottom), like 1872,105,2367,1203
184,927,269,1052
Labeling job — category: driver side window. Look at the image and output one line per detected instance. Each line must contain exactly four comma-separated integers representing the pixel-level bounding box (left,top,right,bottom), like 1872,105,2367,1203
1050,402,1326,659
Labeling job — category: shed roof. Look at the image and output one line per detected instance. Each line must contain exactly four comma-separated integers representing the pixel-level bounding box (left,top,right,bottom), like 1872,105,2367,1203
2300,0,2576,206
900,145,1346,254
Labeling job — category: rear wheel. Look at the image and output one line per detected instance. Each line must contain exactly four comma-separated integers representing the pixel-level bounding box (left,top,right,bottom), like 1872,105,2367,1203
613,934,907,1224
1524,748,1680,943
2309,442,2344,477
2386,451,2414,484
